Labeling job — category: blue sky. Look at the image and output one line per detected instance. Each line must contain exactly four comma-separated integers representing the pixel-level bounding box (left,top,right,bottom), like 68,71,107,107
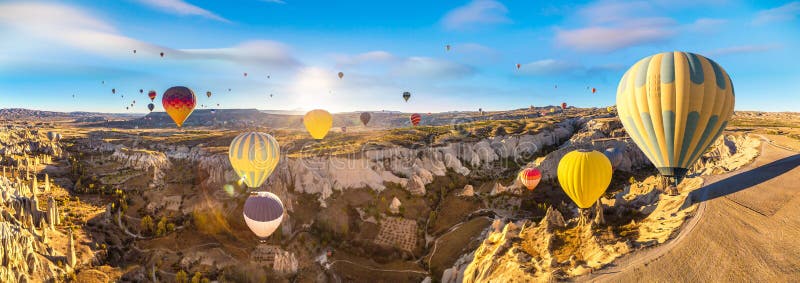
0,0,798,113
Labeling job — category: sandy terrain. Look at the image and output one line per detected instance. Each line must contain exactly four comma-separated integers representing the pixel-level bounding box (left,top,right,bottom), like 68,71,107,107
588,139,800,282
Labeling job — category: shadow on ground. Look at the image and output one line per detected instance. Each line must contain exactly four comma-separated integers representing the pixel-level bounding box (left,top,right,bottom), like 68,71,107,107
682,154,800,209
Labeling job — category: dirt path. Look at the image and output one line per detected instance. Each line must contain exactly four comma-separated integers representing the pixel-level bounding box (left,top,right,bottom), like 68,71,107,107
584,138,800,282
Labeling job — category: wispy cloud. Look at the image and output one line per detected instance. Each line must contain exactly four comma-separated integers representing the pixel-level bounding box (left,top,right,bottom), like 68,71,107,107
685,18,728,33
135,0,229,22
753,2,800,25
441,0,511,31
392,57,474,79
0,2,298,68
517,59,625,77
333,51,396,66
707,44,782,56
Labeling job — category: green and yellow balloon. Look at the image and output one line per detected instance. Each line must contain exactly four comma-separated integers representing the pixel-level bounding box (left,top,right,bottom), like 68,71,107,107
617,52,735,185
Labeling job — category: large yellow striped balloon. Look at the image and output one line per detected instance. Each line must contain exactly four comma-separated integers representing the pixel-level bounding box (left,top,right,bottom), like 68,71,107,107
303,109,333,140
617,52,734,185
557,150,612,209
228,132,280,188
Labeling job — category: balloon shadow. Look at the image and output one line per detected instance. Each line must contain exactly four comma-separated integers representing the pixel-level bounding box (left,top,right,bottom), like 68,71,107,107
682,153,800,209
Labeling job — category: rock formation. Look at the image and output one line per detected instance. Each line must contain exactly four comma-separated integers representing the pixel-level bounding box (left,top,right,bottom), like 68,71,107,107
389,197,401,214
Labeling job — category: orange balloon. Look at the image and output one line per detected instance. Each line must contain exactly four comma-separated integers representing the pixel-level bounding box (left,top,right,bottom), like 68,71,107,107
162,86,196,128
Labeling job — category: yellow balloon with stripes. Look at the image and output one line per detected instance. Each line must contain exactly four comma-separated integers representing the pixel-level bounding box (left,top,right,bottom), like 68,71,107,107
616,52,734,185
557,150,613,209
228,132,280,188
303,109,333,140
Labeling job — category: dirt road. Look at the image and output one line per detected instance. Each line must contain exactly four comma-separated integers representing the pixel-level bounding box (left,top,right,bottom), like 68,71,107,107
586,139,800,282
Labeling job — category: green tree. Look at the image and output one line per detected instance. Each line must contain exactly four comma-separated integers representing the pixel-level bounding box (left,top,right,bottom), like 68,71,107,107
191,272,203,283
175,270,188,283
140,215,154,235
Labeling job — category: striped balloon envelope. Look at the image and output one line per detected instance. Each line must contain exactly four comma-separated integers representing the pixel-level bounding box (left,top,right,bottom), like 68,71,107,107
557,150,612,209
243,191,284,239
161,86,196,128
410,113,421,126
518,168,541,191
616,52,734,185
228,132,280,188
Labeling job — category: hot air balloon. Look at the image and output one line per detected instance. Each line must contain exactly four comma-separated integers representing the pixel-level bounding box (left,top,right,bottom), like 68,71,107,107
133,49,137,54
101,80,105,84
341,126,347,133
243,191,284,240
162,86,197,128
303,109,333,140
160,52,164,57
561,102,567,110
112,88,116,94
446,44,451,51
607,106,614,113
516,63,521,69
270,94,273,98
616,51,734,186
229,132,280,188
410,113,421,126
549,108,555,113
603,146,624,170
228,88,231,92
267,75,270,79
244,72,248,77
360,112,371,126
139,89,143,94
148,90,157,101
518,168,541,191
555,85,558,89
592,87,597,94
557,150,612,209
206,91,212,98
402,91,411,102
147,103,155,112
479,108,484,116
338,72,344,79
126,106,129,110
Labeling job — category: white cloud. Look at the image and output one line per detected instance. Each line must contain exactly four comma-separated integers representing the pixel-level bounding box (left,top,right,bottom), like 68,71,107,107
391,57,474,79
685,18,728,33
707,44,782,56
441,0,511,30
181,40,300,68
753,2,800,25
518,59,579,76
135,0,229,22
333,51,396,66
0,2,298,68
555,19,675,52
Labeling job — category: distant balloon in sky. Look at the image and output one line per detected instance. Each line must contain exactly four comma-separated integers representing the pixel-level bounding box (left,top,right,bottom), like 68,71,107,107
160,52,164,57
516,63,521,69
616,51,735,186
229,132,280,188
338,72,344,79
148,90,157,101
410,113,421,126
360,112,371,126
561,102,567,110
228,88,231,92
206,91,212,98
147,103,155,112
446,44,451,51
133,49,136,54
303,109,333,139
557,149,612,209
592,87,597,94
267,75,270,79
402,91,411,102
139,89,143,94
244,72,248,77
243,191,284,240
162,86,197,128
112,88,116,94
